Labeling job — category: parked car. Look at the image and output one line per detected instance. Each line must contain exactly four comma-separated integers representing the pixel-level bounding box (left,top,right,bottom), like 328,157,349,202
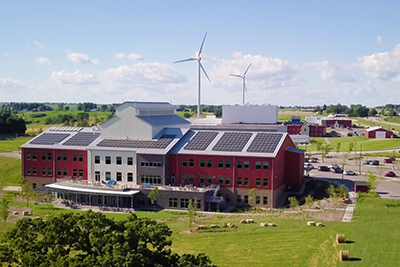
318,166,330,172
304,163,314,171
332,168,343,173
384,171,396,177
308,158,318,163
344,170,356,176
328,164,340,170
384,158,396,163
363,160,372,165
369,160,379,165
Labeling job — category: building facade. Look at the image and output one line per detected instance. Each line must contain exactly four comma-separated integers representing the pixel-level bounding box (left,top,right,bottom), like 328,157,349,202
365,127,394,139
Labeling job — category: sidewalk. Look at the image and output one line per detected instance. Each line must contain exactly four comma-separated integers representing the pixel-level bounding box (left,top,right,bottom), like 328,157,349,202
342,191,357,222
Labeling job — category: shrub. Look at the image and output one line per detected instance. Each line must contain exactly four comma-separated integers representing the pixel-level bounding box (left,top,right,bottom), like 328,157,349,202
288,196,299,208
357,192,378,198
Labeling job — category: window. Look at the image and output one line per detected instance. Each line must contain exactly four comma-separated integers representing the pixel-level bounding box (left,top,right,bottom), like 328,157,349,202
140,174,162,184
42,168,46,175
236,161,242,169
244,161,250,170
256,196,260,205
244,195,249,204
27,153,31,160
63,154,67,161
48,168,52,176
200,175,205,184
27,167,31,175
189,159,194,167
180,198,190,208
106,172,111,181
237,177,242,186
218,160,224,168
56,154,61,161
127,173,133,182
182,174,187,183
42,153,46,161
73,169,77,177
207,160,212,168
182,159,187,167
225,160,231,169
225,176,231,185
32,153,37,160
169,198,178,208
116,156,122,165
72,154,77,162
207,175,212,184
189,174,194,183
116,172,122,181
57,168,61,176
95,155,100,164
32,168,37,175
95,171,100,181
218,176,224,184
226,194,230,203
237,195,242,203
33,183,37,189
256,162,261,170
256,178,261,187
244,177,249,186
263,178,269,187
200,159,205,168
47,153,52,161
127,157,133,165
78,155,83,162
105,156,111,164
79,169,83,177
263,162,269,171
263,196,268,205
63,169,67,176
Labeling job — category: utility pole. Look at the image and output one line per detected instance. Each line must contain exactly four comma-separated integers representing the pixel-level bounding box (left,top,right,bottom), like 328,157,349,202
359,144,363,175
393,150,395,170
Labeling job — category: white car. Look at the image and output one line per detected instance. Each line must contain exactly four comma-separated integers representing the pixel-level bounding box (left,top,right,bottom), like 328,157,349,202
304,163,314,170
344,170,356,176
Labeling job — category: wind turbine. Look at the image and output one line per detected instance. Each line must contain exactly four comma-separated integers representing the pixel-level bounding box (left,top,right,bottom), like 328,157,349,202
229,63,252,105
174,32,211,118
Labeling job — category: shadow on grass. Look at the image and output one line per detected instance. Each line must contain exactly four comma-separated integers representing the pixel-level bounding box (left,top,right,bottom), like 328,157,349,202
345,240,355,244
349,258,362,261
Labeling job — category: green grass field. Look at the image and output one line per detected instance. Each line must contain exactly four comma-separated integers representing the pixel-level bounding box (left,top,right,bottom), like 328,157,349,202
0,156,23,186
355,118,400,132
0,136,33,152
383,116,400,124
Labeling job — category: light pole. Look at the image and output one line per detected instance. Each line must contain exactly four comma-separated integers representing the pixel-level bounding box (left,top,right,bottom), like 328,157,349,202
359,144,363,175
393,150,395,170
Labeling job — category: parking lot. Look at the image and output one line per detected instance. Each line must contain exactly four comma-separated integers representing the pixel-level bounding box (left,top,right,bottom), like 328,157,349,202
305,154,400,198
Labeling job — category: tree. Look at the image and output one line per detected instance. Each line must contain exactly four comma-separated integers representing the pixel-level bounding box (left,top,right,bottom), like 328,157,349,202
249,188,257,205
369,108,378,117
148,187,160,211
348,142,355,153
183,112,191,118
0,211,216,267
64,106,70,111
288,196,299,209
187,199,198,232
321,144,332,162
0,199,9,229
20,181,36,208
316,141,322,152
366,171,378,192
336,142,341,153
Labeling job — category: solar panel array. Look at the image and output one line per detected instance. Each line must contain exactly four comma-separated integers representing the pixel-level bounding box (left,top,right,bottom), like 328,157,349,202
63,132,100,146
97,137,174,149
30,133,70,145
184,131,218,151
212,132,252,152
49,126,83,132
246,133,283,153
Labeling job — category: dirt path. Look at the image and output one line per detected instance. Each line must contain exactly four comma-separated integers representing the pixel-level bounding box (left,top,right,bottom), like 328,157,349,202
0,151,21,159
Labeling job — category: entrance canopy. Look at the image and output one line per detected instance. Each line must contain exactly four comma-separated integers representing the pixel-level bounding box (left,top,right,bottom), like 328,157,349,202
45,183,140,196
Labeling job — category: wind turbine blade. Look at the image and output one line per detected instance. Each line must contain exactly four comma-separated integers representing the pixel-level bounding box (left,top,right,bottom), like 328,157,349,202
198,32,207,57
229,74,243,78
199,62,211,82
174,58,197,64
243,63,252,76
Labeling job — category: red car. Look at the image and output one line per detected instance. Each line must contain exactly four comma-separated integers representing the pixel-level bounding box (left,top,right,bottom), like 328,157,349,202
384,158,396,163
384,171,396,177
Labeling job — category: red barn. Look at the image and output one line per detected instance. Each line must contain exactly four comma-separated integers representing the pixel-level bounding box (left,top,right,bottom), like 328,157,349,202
365,127,393,139
286,125,302,135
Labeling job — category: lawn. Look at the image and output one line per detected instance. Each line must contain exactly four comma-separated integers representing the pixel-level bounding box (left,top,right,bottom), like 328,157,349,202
0,156,23,186
355,118,400,132
383,116,400,124
0,136,33,152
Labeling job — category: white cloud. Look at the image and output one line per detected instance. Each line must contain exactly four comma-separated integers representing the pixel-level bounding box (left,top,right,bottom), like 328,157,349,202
115,53,143,61
67,52,100,65
32,40,45,49
358,44,400,82
305,61,357,83
3,53,8,57
377,36,383,44
35,56,51,64
51,70,98,85
0,78,24,88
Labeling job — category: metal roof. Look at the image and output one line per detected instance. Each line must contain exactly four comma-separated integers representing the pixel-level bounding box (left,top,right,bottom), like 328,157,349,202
137,115,190,127
45,183,140,195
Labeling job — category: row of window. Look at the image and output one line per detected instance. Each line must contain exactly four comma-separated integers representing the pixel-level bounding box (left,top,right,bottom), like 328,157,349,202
182,159,269,171
96,171,134,182
26,167,84,178
168,198,201,209
237,195,268,205
140,161,162,167
95,156,134,165
140,174,162,185
26,153,84,162
181,174,269,187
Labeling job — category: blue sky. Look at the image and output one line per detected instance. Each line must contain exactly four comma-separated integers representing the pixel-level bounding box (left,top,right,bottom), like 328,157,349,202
1,0,400,106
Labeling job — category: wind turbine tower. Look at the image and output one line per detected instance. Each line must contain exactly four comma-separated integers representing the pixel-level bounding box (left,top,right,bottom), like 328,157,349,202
229,63,252,105
174,32,211,118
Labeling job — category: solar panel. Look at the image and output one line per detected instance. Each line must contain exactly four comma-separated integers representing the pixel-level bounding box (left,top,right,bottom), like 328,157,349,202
30,133,70,145
184,131,218,151
212,132,252,152
97,137,174,149
63,132,100,146
246,133,283,153
49,126,83,132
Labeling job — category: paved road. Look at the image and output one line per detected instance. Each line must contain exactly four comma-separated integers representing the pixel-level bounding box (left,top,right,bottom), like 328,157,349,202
0,151,21,159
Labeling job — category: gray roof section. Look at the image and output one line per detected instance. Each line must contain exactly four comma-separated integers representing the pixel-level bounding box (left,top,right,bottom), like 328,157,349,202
137,115,190,127
63,132,101,147
117,101,175,112
97,137,174,149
